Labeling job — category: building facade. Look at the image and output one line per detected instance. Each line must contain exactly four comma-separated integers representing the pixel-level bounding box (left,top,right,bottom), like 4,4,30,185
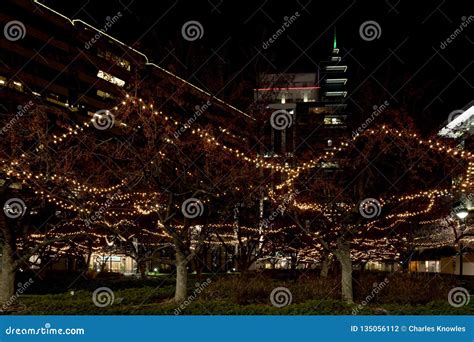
1,0,253,135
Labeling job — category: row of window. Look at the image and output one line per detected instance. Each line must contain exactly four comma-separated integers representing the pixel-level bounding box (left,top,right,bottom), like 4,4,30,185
0,74,113,111
0,76,24,92
280,95,316,104
97,70,125,87
97,50,131,71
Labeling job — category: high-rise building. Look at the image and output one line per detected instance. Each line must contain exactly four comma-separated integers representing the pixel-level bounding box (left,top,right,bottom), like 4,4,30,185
254,72,319,156
297,29,349,158
0,0,253,136
254,29,350,160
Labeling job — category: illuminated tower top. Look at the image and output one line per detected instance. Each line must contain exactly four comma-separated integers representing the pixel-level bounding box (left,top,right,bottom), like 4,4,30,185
320,27,347,103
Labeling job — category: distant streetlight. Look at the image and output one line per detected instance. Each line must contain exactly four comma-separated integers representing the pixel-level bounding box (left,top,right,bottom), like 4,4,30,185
455,208,469,219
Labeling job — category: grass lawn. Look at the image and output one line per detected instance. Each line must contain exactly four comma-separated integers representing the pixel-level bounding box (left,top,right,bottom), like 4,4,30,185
6,272,473,315
11,286,474,315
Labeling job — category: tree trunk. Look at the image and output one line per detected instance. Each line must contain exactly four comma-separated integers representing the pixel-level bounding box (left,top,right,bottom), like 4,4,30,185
84,239,93,272
174,248,188,303
321,255,329,278
236,252,252,273
0,221,16,308
335,239,353,303
138,261,147,279
290,254,297,270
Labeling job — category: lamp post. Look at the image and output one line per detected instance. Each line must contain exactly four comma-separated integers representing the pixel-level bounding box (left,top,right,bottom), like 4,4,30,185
455,207,468,280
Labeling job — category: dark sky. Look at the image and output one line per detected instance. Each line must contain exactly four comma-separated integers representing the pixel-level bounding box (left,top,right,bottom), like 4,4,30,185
43,0,473,133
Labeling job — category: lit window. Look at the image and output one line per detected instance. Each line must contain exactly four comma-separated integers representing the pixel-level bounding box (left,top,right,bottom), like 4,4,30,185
46,93,69,108
11,81,24,92
97,70,125,87
325,91,347,97
325,78,347,84
97,89,114,99
321,161,339,168
281,96,286,104
324,65,347,72
309,107,323,114
97,50,131,71
324,117,343,125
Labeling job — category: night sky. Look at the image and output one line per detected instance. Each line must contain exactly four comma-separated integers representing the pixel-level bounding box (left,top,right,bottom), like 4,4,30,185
43,0,472,133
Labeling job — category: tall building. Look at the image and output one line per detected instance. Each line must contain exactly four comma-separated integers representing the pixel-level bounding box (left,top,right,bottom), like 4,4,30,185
0,0,253,136
254,72,319,156
296,29,349,158
254,29,350,160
